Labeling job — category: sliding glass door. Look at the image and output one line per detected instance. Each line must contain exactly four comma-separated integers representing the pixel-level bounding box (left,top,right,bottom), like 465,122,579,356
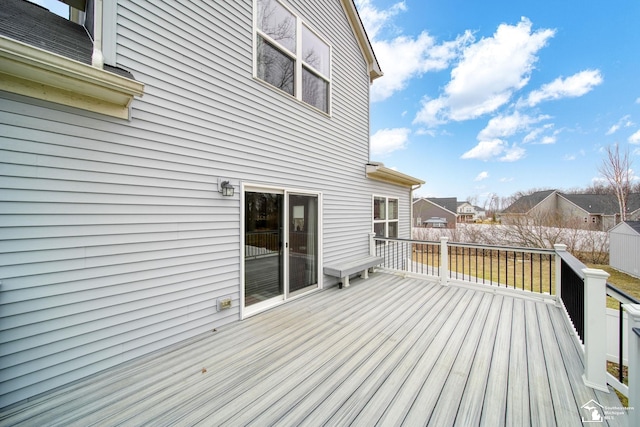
288,194,318,296
244,191,284,307
244,188,319,313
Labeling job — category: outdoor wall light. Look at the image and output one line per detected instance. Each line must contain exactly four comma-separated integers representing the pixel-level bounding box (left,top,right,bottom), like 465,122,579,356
219,180,234,197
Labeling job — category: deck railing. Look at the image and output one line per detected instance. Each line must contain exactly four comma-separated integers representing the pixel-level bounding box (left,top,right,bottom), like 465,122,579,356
372,236,555,295
606,284,640,396
553,244,640,418
372,235,639,416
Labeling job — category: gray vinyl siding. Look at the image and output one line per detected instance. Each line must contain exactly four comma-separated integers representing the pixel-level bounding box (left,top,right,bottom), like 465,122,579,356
610,224,640,278
0,0,412,408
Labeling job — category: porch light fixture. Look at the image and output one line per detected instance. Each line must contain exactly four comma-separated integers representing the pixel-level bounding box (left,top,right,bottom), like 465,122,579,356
220,180,234,197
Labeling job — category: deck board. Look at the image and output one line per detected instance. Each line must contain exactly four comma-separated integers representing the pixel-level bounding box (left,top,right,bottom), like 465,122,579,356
0,272,629,427
454,294,504,426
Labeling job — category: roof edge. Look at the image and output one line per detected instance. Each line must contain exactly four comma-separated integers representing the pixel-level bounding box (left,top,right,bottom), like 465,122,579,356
340,0,383,82
366,162,424,187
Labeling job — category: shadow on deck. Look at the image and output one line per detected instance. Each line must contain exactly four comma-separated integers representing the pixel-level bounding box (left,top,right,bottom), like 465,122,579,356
0,273,628,426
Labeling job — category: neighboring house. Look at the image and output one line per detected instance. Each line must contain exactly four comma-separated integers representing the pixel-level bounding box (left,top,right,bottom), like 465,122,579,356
413,197,457,228
500,190,640,231
457,201,485,223
0,0,423,408
609,221,640,279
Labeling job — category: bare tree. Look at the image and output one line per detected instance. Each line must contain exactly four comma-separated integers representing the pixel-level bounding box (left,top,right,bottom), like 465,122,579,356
598,144,633,221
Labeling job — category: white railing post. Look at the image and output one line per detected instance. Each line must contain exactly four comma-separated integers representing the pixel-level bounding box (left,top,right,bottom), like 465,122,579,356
625,304,640,426
440,237,449,286
582,268,610,392
369,232,375,257
554,244,566,303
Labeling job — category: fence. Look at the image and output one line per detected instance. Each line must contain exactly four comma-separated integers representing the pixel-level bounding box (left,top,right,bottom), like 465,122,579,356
372,236,554,295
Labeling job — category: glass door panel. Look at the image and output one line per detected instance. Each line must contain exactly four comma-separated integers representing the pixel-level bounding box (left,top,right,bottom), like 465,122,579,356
244,191,284,307
288,194,318,295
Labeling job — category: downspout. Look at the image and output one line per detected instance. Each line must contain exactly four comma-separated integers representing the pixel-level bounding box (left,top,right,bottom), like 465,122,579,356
91,0,104,68
410,183,422,237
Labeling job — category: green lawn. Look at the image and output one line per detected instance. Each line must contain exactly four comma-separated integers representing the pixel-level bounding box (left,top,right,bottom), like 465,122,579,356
587,264,640,309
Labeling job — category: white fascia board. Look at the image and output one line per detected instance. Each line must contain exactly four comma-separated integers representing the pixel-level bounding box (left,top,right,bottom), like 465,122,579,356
0,36,144,119
366,163,424,187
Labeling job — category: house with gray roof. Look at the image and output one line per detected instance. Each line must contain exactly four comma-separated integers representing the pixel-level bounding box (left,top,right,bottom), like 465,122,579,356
413,197,457,228
501,189,640,231
0,0,424,408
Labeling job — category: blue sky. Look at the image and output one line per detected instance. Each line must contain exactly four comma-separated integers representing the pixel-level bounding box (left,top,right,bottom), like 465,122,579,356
356,0,640,204
34,0,640,205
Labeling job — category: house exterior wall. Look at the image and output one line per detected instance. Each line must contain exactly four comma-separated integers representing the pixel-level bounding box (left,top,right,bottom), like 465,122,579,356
556,197,595,228
413,200,456,228
0,0,412,408
610,223,640,278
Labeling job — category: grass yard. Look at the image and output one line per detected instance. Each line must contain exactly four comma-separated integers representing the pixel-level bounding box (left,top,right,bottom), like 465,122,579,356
587,264,640,309
412,245,556,295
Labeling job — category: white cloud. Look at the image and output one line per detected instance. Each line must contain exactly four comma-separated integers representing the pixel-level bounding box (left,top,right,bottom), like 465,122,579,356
461,139,506,161
461,139,526,162
356,0,472,102
475,171,490,181
415,128,436,137
539,135,557,144
415,18,554,125
523,69,603,107
629,130,640,144
523,123,554,143
478,112,550,140
370,128,411,156
500,144,526,161
606,115,633,135
354,0,406,41
370,32,472,102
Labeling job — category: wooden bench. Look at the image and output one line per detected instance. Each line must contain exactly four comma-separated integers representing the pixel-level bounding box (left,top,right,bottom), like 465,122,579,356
323,255,384,288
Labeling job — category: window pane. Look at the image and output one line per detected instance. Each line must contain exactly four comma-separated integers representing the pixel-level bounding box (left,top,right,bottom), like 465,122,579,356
374,197,386,220
374,222,385,237
257,0,296,53
388,198,398,220
388,221,398,238
302,25,329,76
302,67,328,112
257,37,295,96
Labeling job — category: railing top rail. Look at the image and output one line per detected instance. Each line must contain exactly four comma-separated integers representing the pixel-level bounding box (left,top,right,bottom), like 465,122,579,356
607,282,640,305
556,248,587,280
374,236,556,255
446,241,555,255
374,237,440,244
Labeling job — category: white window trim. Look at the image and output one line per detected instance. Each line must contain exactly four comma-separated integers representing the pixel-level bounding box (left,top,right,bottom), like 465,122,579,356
253,0,332,115
373,195,399,238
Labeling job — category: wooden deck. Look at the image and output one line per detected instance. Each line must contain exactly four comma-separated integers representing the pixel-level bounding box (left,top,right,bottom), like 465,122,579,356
0,273,628,426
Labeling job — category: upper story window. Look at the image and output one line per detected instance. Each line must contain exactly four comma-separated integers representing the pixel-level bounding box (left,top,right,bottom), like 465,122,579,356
373,196,399,238
255,0,331,114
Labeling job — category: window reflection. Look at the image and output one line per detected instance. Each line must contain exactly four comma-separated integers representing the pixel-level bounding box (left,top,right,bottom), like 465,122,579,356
257,0,296,53
302,67,328,112
302,25,329,76
257,38,295,96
